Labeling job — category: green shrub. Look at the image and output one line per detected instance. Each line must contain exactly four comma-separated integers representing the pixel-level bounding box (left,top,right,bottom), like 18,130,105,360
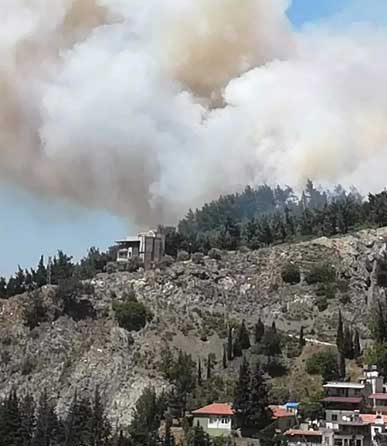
21,356,35,376
191,252,204,264
56,278,96,321
113,297,153,332
316,283,336,300
281,263,301,284
23,291,49,330
306,349,339,382
177,251,190,262
208,248,222,260
315,296,328,312
306,263,336,285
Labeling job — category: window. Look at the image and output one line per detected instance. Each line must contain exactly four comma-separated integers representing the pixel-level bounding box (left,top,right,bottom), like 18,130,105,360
356,440,362,446
332,414,338,421
208,416,217,428
335,439,343,446
118,250,128,259
221,417,230,425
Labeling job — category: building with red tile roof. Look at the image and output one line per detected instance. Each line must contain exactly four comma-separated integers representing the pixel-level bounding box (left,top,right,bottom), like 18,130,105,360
192,403,234,438
192,403,234,416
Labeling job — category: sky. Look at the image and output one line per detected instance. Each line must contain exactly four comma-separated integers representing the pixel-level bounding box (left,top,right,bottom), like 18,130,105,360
0,0,369,276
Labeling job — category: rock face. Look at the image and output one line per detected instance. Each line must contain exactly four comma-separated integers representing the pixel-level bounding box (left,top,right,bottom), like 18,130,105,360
1,227,387,425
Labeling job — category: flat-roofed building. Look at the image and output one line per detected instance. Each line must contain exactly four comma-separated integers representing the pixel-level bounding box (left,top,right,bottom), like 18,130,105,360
116,229,165,266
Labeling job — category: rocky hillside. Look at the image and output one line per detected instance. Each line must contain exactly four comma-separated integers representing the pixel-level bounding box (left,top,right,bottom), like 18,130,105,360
1,227,387,426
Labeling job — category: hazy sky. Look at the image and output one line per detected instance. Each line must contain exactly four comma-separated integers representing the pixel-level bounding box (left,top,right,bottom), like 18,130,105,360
0,0,362,276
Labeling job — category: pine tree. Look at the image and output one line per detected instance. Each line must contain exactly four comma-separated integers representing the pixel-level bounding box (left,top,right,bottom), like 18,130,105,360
197,359,202,387
222,345,227,369
336,310,344,354
33,255,47,288
0,277,7,299
299,326,306,348
233,357,251,422
227,327,233,361
247,363,273,430
238,320,251,350
255,318,265,344
353,330,361,359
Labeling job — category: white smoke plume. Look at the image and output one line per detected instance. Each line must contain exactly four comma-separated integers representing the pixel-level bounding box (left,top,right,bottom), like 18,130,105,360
1,0,387,225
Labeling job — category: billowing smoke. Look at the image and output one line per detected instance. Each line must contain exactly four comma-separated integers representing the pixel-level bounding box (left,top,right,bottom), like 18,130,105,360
1,0,387,225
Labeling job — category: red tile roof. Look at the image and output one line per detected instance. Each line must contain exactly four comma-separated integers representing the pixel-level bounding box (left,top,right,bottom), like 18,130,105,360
270,405,296,419
285,429,322,437
369,394,387,400
322,396,363,404
192,403,234,416
360,414,387,424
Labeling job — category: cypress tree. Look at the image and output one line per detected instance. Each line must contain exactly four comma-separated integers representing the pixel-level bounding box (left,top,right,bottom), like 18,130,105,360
223,345,227,369
33,389,62,446
271,321,277,334
255,318,265,344
343,326,354,359
164,417,175,446
91,386,111,446
233,337,242,358
375,301,387,342
0,389,22,446
299,326,306,348
336,310,344,354
20,393,35,446
247,363,273,430
238,320,251,350
9,389,22,446
190,425,209,446
206,354,212,381
233,356,251,422
227,327,233,361
65,392,93,446
338,352,346,380
197,359,202,387
354,331,361,359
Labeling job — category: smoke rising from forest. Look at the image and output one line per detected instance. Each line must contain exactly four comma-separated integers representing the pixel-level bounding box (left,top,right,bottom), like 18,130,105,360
1,0,387,224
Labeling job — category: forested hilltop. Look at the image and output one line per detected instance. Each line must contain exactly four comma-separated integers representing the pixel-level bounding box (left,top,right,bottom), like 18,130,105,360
3,181,387,300
165,181,387,255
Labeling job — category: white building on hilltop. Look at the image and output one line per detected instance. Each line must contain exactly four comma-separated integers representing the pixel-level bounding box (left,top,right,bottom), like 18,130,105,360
116,229,165,265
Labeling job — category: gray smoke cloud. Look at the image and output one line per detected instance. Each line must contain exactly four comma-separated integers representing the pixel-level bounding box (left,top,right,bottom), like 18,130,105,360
1,0,387,225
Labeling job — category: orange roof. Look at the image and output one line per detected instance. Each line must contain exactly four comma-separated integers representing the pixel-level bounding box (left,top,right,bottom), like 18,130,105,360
286,429,322,437
192,403,234,416
360,414,387,424
270,405,296,419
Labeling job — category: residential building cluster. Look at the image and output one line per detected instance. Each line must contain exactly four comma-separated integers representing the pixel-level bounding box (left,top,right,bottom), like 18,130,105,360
191,366,387,446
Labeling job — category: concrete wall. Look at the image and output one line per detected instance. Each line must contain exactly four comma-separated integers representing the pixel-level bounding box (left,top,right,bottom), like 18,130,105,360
193,416,232,437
